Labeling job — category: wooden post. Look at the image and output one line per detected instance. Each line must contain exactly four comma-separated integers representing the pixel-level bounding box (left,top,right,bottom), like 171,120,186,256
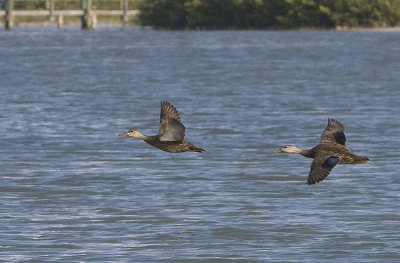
5,0,14,30
49,0,55,22
122,0,129,25
92,13,97,28
81,0,94,29
57,14,63,28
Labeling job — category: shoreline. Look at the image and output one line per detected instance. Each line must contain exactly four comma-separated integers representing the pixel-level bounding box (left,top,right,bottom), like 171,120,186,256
1,21,400,31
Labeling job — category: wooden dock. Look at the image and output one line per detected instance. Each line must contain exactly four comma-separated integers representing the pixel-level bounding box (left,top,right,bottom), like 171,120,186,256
1,0,140,30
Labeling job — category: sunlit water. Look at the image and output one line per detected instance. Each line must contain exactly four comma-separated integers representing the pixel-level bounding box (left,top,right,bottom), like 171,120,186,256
1,27,400,262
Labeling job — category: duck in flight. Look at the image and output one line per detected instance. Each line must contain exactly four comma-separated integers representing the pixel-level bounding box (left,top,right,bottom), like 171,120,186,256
274,118,369,184
120,101,204,153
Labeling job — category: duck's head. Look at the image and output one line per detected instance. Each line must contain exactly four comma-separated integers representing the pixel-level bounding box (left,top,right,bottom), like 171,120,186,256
119,129,144,138
274,145,302,154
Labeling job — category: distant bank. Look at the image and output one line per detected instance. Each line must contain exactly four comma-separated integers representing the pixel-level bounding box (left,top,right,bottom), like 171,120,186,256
2,0,400,30
138,0,400,30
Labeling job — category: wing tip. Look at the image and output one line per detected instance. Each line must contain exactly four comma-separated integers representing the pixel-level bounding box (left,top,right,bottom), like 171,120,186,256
328,117,337,125
328,117,344,127
160,101,180,119
161,101,173,109
307,177,323,185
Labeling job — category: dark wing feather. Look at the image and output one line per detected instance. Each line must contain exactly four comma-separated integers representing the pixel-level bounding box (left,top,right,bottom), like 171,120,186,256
321,118,346,145
159,101,181,135
307,155,340,184
159,118,185,142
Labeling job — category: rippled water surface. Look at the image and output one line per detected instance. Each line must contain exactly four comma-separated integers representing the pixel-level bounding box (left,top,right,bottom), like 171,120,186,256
1,27,400,262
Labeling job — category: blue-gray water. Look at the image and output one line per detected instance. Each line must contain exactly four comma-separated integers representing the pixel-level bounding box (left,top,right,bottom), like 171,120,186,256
1,27,400,262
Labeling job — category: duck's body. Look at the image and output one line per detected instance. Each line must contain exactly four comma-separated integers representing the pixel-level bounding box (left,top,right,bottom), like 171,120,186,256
138,134,204,153
298,143,370,164
120,102,204,153
274,118,369,184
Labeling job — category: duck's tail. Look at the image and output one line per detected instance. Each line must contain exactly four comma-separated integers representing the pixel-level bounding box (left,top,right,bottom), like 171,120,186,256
191,146,205,153
353,156,370,164
187,142,205,153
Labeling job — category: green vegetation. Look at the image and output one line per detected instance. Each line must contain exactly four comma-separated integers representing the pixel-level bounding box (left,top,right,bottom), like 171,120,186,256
137,0,400,29
137,0,187,29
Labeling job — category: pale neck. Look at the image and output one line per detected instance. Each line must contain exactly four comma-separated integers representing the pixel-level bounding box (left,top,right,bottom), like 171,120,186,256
133,131,148,140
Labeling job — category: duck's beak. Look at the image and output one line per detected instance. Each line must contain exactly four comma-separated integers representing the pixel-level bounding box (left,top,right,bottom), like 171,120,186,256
119,132,129,137
273,148,282,153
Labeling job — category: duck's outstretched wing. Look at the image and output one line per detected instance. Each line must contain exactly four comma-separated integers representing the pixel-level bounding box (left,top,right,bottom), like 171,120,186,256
159,118,186,142
321,118,346,146
307,154,339,184
159,101,181,135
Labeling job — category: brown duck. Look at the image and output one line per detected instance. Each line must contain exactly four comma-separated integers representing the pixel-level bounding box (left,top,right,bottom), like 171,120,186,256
120,101,204,153
274,118,369,184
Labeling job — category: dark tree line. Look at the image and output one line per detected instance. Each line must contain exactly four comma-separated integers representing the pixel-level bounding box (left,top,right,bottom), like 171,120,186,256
138,0,400,29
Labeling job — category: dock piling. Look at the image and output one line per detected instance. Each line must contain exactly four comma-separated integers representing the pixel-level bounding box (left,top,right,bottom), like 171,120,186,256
123,0,128,25
5,0,14,30
49,0,55,22
81,0,94,29
57,14,63,28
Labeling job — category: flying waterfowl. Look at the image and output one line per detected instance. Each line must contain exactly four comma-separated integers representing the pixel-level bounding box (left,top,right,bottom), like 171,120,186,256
120,101,204,153
274,118,369,184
